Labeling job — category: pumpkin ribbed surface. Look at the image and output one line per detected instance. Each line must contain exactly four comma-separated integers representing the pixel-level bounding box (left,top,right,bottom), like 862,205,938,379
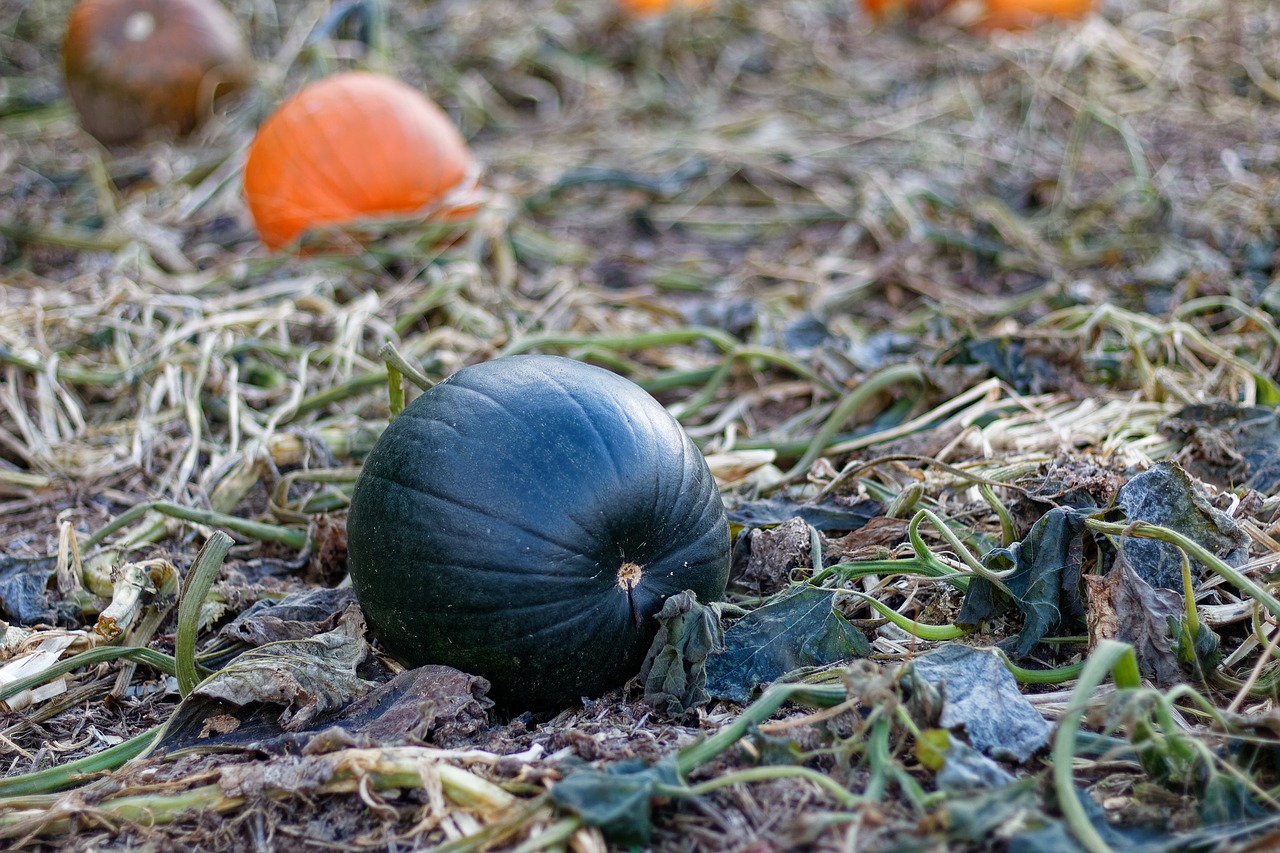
243,71,476,251
62,0,251,144
345,355,731,710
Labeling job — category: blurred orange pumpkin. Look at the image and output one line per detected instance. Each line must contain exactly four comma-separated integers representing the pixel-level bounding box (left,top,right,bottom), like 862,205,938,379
243,71,479,251
981,0,1095,30
616,0,713,17
62,0,252,144
861,0,921,18
859,0,1095,29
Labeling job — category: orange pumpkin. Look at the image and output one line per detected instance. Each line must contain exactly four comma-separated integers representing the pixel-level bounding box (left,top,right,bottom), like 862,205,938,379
243,71,479,251
981,0,1095,30
62,0,252,144
860,0,919,18
616,0,713,17
859,0,1094,28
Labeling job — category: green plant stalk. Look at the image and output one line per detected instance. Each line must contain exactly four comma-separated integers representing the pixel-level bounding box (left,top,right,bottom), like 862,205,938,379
287,371,388,423
862,715,894,801
0,345,149,386
0,782,240,837
892,705,948,809
1087,520,1280,621
175,531,233,697
506,817,582,853
0,748,523,838
387,364,405,416
657,765,861,808
911,508,1003,582
0,727,159,797
1179,550,1199,648
0,647,190,703
676,683,847,776
671,345,841,420
979,483,1017,547
569,347,641,378
809,523,824,576
1173,296,1280,349
501,326,740,358
1038,303,1280,403
782,363,925,482
0,469,53,491
83,501,307,551
904,511,977,592
999,655,1085,685
270,467,361,519
637,366,720,394
392,279,462,334
1053,640,1142,853
379,341,435,393
884,482,924,520
844,591,966,641
811,558,958,587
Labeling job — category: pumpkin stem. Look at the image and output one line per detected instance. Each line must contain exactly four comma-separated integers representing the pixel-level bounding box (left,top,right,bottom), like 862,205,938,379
617,561,645,627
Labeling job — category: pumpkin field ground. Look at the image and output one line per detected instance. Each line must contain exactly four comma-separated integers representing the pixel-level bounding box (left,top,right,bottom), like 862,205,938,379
3,1,1280,850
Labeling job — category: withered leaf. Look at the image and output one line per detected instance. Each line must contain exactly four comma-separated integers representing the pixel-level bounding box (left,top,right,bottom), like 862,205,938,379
910,644,1051,763
1085,548,1184,685
727,496,881,532
219,587,359,646
336,664,491,748
958,506,1087,657
1116,462,1250,591
705,585,870,704
637,590,722,716
159,603,373,752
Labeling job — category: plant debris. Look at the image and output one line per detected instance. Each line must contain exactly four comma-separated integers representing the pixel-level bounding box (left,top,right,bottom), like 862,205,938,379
3,0,1280,849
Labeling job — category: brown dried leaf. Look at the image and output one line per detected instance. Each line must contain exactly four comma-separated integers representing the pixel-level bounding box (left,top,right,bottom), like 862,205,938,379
1085,549,1184,685
737,517,812,595
335,665,492,748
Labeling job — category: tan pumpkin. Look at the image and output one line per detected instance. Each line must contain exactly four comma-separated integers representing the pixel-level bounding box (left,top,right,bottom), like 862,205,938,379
62,0,252,144
242,71,479,251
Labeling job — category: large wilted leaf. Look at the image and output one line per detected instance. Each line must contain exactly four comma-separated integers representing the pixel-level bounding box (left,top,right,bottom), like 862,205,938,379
958,506,1087,657
219,587,360,645
1116,462,1250,591
159,603,373,750
0,554,56,625
551,757,680,846
949,336,1084,396
737,517,814,595
192,604,371,730
932,735,1016,792
333,665,491,747
705,585,870,704
1162,403,1280,494
162,663,491,754
927,780,1176,853
726,496,882,532
1085,548,1184,685
910,644,1051,763
638,590,722,716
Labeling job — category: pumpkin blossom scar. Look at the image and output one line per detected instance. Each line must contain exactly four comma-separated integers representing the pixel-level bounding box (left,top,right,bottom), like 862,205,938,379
617,561,645,628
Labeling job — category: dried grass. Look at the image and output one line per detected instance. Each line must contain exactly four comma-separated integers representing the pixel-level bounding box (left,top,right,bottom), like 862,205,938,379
2,0,1280,849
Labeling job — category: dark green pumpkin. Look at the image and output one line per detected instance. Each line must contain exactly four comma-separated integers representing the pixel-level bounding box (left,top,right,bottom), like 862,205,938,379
346,355,731,710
